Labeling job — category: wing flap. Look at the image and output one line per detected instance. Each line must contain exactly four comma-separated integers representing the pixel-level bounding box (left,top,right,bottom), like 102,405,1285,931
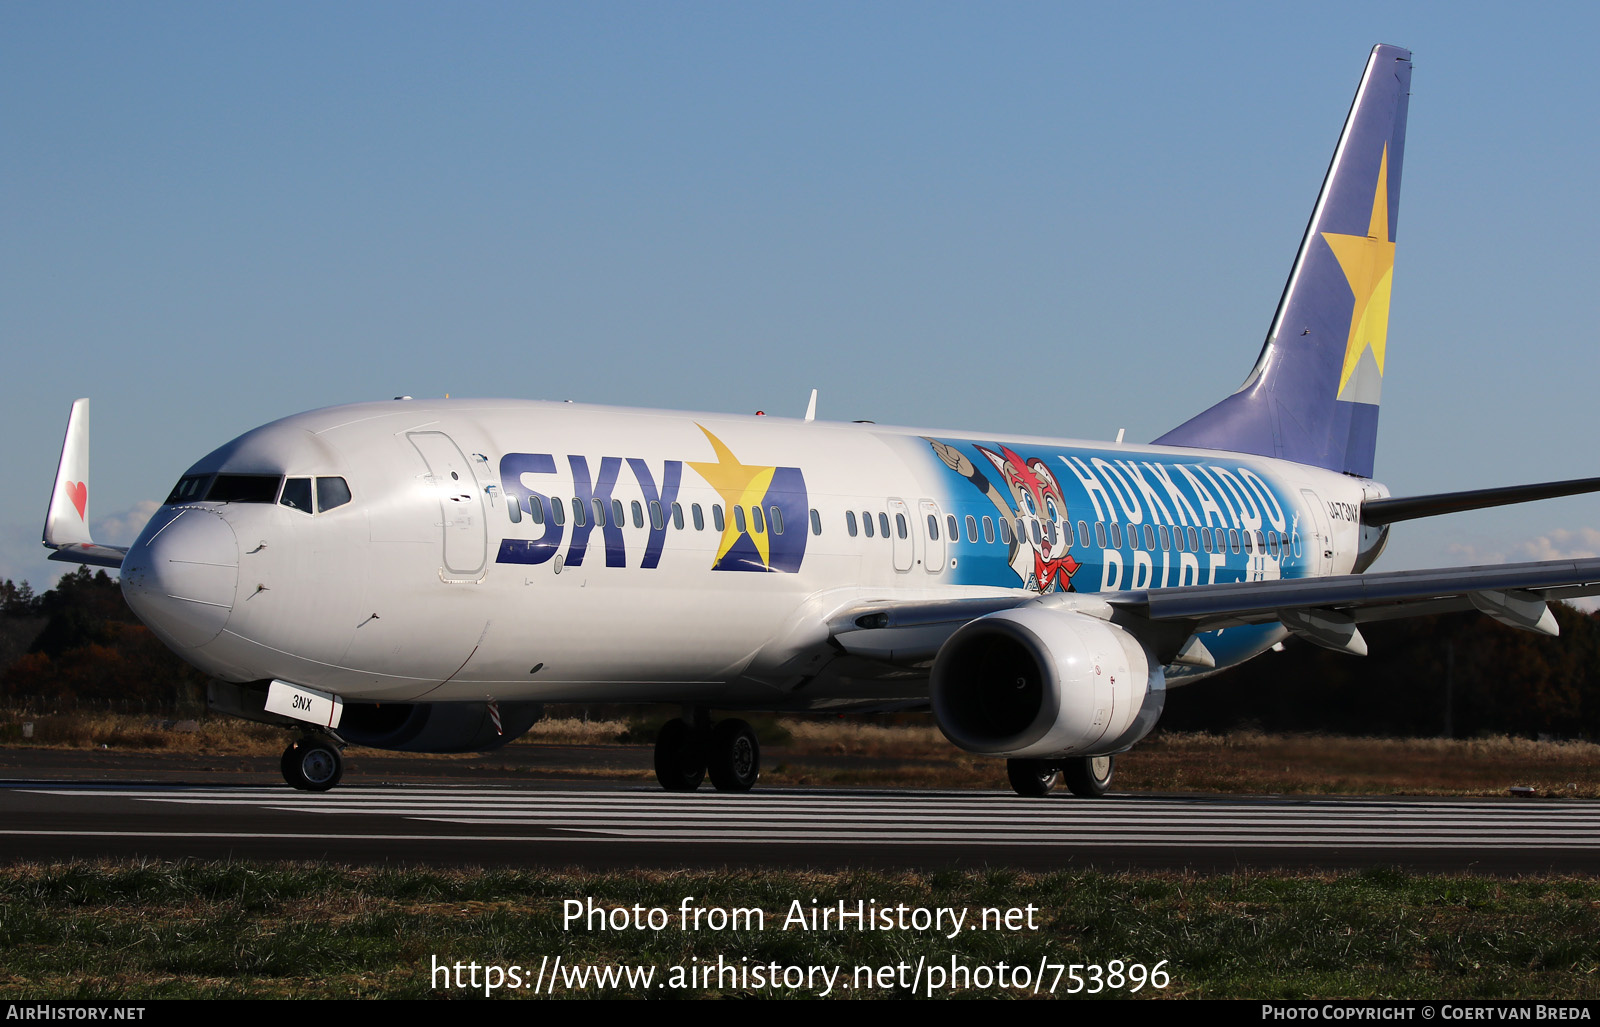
1112,557,1600,632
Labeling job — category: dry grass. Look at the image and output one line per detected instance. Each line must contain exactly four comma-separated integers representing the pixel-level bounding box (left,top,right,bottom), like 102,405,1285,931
0,710,286,755
6,708,1600,797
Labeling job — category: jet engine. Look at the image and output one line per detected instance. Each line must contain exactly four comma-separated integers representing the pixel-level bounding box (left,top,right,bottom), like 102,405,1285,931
929,607,1164,759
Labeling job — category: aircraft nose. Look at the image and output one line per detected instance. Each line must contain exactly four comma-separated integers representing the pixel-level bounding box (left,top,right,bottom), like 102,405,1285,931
121,508,240,649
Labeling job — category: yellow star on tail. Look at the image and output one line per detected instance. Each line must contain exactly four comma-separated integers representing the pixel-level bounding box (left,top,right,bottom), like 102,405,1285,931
1322,144,1396,402
687,425,776,567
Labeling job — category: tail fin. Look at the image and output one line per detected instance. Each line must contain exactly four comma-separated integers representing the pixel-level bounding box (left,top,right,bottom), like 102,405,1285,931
1154,44,1411,478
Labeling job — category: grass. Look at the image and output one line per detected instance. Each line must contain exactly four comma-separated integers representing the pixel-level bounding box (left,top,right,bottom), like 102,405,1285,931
5,709,1600,797
1,862,1597,999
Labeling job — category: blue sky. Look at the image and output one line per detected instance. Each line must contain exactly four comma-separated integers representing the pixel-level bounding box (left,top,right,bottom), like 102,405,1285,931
4,1,1597,593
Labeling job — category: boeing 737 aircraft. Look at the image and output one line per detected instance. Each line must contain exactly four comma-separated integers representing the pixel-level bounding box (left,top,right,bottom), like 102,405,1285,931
41,45,1600,795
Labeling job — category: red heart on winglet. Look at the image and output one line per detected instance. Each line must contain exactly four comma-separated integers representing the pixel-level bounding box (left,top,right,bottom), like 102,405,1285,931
66,481,87,521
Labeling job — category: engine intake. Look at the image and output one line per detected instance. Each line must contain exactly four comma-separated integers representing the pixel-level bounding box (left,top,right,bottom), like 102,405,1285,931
930,607,1164,759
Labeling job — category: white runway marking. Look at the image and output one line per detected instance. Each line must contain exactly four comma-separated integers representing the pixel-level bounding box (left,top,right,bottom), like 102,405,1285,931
12,785,1600,849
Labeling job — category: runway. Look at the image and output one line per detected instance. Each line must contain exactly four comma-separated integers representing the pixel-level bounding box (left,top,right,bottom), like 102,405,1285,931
3,781,1596,872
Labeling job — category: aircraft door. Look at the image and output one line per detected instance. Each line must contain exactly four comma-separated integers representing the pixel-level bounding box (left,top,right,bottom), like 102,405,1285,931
886,498,915,572
919,499,945,573
409,431,488,581
1298,488,1334,576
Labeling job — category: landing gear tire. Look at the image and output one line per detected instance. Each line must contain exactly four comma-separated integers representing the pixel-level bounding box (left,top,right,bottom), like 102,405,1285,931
282,739,343,792
1006,758,1060,797
654,718,706,792
1061,755,1115,798
707,719,760,793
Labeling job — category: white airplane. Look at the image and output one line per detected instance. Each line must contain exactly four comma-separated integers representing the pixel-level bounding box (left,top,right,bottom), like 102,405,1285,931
42,45,1600,796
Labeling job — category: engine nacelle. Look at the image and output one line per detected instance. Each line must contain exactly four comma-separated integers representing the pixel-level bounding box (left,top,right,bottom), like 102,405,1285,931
336,701,544,752
930,607,1164,759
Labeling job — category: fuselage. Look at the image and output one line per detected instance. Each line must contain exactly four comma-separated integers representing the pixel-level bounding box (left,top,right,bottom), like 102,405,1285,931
119,398,1387,710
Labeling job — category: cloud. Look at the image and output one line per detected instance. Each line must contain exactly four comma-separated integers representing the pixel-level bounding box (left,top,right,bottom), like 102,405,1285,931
93,500,160,547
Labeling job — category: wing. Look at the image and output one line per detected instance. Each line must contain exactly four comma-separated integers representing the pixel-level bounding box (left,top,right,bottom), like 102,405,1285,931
829,557,1600,667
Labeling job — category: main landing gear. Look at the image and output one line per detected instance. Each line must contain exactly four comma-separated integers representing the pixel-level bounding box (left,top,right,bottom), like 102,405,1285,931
281,736,344,791
654,712,760,793
1006,755,1115,798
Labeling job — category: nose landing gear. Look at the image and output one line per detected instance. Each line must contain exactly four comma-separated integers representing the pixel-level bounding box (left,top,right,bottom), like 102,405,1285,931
653,712,760,793
281,737,344,791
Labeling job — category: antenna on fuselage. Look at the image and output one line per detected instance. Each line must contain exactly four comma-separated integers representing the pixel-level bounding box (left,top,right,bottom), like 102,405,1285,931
804,389,818,422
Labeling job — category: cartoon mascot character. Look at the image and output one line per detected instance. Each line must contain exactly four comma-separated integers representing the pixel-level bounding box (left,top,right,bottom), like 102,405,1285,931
927,439,1079,593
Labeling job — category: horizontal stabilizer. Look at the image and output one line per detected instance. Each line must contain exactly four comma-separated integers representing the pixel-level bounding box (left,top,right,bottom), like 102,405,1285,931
1362,476,1600,526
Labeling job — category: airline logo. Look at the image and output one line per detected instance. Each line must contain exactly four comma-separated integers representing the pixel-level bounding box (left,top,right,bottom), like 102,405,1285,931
687,425,807,573
493,425,808,574
1324,143,1394,405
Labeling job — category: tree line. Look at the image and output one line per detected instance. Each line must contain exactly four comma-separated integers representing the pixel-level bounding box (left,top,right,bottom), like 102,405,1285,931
3,567,1598,738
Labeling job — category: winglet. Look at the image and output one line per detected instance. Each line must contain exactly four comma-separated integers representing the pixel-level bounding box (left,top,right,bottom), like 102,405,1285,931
42,398,127,569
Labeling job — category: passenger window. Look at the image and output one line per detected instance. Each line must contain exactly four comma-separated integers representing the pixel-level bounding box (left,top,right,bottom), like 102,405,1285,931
735,506,747,533
1202,529,1213,553
612,499,625,526
1186,526,1198,551
1110,523,1123,548
316,477,352,512
592,498,606,526
1229,529,1241,554
751,506,764,533
1159,525,1171,551
846,510,858,537
692,503,705,531
809,508,821,536
572,498,587,527
1128,524,1141,551
530,496,545,524
966,515,978,543
983,516,995,544
948,515,959,541
1095,522,1107,548
895,513,908,540
713,505,726,532
506,496,522,524
650,500,665,530
631,500,645,528
862,512,874,538
1215,527,1227,552
879,512,891,538
1077,520,1089,548
1269,532,1280,557
280,477,313,514
1255,530,1266,553
1043,520,1055,546
1144,524,1156,550
927,514,939,540
769,506,783,534
1243,531,1254,553
672,502,685,530
552,498,567,525
999,519,1012,544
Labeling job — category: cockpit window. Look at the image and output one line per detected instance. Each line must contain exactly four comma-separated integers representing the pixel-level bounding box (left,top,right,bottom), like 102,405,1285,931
205,474,282,504
166,475,211,504
280,477,313,513
316,477,352,512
